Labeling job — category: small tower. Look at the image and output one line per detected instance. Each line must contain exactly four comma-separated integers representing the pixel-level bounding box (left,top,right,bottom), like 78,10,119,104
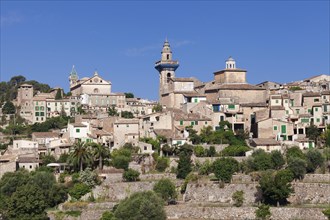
226,56,236,69
155,39,179,101
69,65,79,87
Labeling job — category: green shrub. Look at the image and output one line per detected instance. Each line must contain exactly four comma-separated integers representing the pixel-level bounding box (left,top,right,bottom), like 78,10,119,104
156,157,169,172
255,204,271,220
194,145,205,157
221,145,250,156
123,169,140,182
65,210,81,217
180,173,199,194
206,146,216,157
232,190,244,207
198,160,212,175
153,178,177,202
322,207,330,220
112,155,130,170
114,191,166,220
69,183,91,200
213,157,239,183
71,173,80,184
100,211,115,220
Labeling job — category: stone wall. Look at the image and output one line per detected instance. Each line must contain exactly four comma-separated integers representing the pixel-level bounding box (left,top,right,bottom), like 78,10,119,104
140,173,177,181
184,180,330,205
165,205,328,220
289,182,330,204
0,162,16,179
302,174,330,183
183,182,259,205
49,204,328,220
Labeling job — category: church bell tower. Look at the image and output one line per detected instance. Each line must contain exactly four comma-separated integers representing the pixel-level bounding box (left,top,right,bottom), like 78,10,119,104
154,39,179,101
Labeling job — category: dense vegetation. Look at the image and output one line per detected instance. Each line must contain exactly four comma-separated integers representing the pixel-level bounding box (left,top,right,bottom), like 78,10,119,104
0,75,51,103
0,169,67,219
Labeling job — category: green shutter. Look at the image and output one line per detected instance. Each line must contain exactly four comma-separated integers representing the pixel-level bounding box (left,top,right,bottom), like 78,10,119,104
281,125,286,134
191,121,195,126
180,121,183,126
194,98,198,103
308,142,313,149
228,104,235,109
273,126,277,131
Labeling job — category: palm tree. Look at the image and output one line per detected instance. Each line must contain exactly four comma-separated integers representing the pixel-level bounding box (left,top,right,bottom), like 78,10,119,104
70,140,92,171
91,143,110,170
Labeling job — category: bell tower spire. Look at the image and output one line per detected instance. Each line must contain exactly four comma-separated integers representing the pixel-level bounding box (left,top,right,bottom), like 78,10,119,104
155,39,179,102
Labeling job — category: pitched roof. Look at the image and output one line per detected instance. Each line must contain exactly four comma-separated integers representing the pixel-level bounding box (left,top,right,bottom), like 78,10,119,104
241,103,268,107
171,77,194,82
32,132,59,139
321,90,330,95
18,157,40,163
71,122,88,127
115,119,139,124
251,138,281,146
271,106,285,110
303,92,321,97
205,83,265,91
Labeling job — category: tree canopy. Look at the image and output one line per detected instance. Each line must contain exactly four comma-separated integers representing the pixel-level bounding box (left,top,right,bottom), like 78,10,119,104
113,191,167,220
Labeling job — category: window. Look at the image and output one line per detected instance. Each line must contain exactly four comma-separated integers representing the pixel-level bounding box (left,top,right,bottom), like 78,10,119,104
213,105,220,112
228,104,235,109
195,121,198,125
275,100,279,104
144,146,147,151
296,109,300,114
286,110,289,114
40,112,44,116
35,106,39,111
177,141,182,145
314,98,320,102
94,88,99,93
194,98,198,103
191,121,195,126
301,118,309,123
273,126,278,131
30,165,32,169
308,109,311,113
180,121,183,125
316,118,320,123
205,121,208,125
35,112,40,116
285,100,288,103
76,129,80,133
315,107,318,112
126,124,129,127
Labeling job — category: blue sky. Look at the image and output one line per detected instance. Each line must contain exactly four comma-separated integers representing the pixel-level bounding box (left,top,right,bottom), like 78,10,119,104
1,1,329,101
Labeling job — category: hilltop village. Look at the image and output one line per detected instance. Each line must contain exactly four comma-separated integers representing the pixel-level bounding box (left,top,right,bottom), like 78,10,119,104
0,40,330,220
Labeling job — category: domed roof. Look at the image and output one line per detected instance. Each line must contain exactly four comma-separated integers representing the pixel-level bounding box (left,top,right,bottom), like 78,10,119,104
227,56,235,61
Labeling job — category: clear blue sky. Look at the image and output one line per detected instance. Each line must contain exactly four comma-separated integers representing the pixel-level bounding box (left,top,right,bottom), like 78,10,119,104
1,1,329,101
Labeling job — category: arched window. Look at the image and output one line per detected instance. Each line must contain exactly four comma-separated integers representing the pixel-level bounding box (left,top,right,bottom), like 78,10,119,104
167,54,169,60
94,88,99,93
167,72,171,82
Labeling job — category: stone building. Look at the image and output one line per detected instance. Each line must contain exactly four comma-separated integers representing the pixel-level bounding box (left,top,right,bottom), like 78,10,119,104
155,39,196,108
16,83,34,123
